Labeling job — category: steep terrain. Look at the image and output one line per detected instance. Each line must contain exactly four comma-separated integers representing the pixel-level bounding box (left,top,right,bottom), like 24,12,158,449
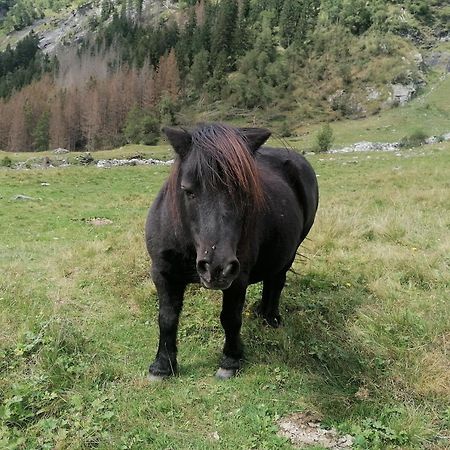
0,0,179,53
0,0,449,152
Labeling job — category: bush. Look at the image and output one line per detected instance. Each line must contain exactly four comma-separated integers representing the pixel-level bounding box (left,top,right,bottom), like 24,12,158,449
408,0,433,24
159,95,177,127
1,156,13,167
399,129,427,148
315,123,334,152
279,120,292,138
124,106,160,145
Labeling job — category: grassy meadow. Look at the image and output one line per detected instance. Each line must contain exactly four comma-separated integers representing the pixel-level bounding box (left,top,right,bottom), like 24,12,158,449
0,142,449,449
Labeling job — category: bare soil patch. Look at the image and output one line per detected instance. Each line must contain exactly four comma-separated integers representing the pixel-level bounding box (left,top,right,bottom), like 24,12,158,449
278,412,353,449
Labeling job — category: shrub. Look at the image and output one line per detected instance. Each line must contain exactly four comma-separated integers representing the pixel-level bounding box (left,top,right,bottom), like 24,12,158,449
1,156,13,167
315,123,334,152
124,106,160,145
279,120,293,138
399,129,427,148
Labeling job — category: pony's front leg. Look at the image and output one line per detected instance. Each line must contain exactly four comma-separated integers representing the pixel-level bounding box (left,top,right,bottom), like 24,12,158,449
217,281,247,380
149,271,186,380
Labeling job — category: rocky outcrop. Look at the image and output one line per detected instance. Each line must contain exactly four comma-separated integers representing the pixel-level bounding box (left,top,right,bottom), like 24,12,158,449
424,52,450,72
96,158,174,168
8,155,173,169
390,83,417,105
329,132,450,154
329,141,400,154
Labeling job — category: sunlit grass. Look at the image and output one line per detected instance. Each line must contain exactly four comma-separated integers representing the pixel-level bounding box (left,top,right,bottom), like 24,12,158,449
0,143,449,448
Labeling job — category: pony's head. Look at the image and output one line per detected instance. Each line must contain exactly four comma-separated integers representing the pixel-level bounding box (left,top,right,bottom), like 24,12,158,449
165,123,271,290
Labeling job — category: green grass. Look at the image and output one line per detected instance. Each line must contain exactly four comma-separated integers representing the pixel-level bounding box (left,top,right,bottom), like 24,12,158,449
0,142,449,449
288,74,450,151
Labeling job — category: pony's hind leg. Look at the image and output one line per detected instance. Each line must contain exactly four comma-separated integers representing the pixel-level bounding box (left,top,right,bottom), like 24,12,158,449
255,271,287,328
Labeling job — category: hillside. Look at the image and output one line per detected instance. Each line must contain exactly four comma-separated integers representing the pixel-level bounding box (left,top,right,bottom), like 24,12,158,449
0,0,449,152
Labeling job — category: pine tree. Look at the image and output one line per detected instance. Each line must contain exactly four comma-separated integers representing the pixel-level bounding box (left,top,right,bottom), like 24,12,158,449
211,0,238,71
32,111,50,151
279,0,320,48
190,49,210,91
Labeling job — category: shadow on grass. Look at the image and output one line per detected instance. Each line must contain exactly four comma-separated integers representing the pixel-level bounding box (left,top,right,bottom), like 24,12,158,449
242,269,388,419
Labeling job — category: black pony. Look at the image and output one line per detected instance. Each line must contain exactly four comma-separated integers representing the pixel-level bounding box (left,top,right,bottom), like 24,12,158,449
146,123,319,380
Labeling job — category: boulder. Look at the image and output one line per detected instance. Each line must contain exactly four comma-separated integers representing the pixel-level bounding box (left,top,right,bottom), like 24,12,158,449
54,147,69,154
391,83,416,105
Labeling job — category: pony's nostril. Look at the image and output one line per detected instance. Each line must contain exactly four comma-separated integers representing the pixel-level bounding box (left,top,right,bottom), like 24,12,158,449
222,260,240,279
197,260,210,275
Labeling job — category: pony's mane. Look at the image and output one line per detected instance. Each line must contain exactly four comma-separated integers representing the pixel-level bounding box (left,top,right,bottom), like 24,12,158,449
167,123,265,216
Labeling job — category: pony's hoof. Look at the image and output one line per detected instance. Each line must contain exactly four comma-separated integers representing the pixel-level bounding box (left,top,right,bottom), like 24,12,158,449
265,315,282,328
147,373,167,382
215,367,237,380
253,303,282,328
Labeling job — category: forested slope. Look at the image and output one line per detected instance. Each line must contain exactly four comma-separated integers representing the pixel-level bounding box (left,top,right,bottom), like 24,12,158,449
0,0,449,151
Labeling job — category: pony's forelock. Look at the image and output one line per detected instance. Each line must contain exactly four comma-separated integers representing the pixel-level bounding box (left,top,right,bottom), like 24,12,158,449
191,124,264,208
167,123,265,219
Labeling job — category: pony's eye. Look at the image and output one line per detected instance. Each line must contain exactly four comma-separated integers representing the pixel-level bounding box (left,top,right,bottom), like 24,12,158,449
181,186,195,199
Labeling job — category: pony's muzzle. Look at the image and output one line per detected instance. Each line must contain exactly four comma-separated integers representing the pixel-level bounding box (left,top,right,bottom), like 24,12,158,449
197,258,240,290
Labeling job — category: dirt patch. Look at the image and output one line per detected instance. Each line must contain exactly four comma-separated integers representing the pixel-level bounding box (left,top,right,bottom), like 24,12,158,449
278,412,353,449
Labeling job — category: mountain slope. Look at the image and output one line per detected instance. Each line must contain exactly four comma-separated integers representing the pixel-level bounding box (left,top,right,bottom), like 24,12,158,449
0,0,449,152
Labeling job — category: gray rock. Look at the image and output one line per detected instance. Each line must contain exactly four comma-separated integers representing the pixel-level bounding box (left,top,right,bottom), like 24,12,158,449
411,52,423,66
96,158,174,168
54,147,69,154
391,83,417,105
366,87,381,101
425,136,439,145
423,52,450,72
13,194,42,201
330,141,400,154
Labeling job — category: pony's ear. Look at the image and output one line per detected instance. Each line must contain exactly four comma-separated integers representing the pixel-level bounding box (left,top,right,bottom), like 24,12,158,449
239,127,271,153
163,127,192,158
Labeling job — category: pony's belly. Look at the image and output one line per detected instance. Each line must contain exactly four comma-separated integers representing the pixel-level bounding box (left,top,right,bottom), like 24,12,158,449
248,235,301,283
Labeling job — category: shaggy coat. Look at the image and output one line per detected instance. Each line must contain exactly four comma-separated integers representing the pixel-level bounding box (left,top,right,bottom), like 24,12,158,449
146,123,319,379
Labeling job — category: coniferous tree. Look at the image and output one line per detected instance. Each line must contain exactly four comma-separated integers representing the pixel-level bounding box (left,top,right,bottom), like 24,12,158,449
190,49,210,91
211,0,238,71
280,0,320,48
32,111,50,151
159,94,177,126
